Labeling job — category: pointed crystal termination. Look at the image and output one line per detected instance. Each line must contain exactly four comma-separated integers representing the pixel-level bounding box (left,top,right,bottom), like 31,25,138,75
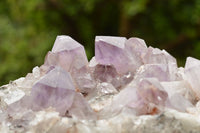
124,37,147,71
161,81,194,112
184,57,200,99
99,78,168,118
93,64,118,82
95,36,148,74
30,67,75,115
44,35,88,72
110,78,168,116
31,67,96,119
137,78,168,105
143,47,177,65
143,47,178,81
71,66,96,97
135,64,170,81
8,67,96,119
95,36,129,74
68,93,97,119
43,36,96,96
34,67,75,90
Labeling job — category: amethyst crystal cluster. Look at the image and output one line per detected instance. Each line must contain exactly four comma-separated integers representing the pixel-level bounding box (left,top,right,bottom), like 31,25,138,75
1,35,200,122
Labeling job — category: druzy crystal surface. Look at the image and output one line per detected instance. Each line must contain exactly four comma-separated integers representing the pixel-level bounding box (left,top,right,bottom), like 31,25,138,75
1,35,200,132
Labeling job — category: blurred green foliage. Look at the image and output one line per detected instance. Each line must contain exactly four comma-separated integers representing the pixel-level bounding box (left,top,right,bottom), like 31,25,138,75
0,0,200,85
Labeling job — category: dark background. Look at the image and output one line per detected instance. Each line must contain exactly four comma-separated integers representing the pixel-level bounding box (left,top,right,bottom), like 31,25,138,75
0,0,200,85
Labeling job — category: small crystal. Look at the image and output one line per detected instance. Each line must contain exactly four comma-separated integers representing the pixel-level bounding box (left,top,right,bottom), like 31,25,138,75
124,37,147,71
135,64,170,81
143,47,176,65
71,66,96,96
185,57,200,99
161,81,194,111
93,64,118,83
52,36,82,52
97,82,118,95
137,78,168,108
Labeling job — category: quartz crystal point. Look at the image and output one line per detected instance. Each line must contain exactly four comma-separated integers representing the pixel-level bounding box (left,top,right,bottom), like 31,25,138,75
137,78,168,106
185,57,200,99
135,64,170,81
161,81,195,111
95,36,147,74
71,66,96,96
30,67,75,115
99,78,168,118
134,78,168,114
143,47,176,65
44,35,88,72
92,63,133,90
124,37,147,71
94,36,147,89
143,47,178,81
96,82,118,95
93,64,118,83
67,93,96,119
97,85,139,119
8,67,95,119
44,35,96,96
95,36,128,74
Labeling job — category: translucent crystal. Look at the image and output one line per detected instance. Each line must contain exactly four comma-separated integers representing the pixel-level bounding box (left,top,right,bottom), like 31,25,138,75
142,47,178,80
44,35,88,72
30,67,75,115
71,66,96,97
96,82,118,95
99,78,168,118
43,35,96,97
8,67,95,119
185,57,200,99
143,47,176,65
136,78,168,110
135,64,170,81
95,36,128,74
93,64,118,83
95,36,148,74
161,81,194,111
124,37,147,71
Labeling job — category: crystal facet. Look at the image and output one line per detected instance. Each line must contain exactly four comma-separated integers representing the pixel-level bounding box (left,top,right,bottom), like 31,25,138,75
184,57,200,99
44,35,88,72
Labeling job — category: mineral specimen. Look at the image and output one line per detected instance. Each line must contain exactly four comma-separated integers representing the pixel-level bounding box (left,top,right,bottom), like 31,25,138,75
1,35,200,133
